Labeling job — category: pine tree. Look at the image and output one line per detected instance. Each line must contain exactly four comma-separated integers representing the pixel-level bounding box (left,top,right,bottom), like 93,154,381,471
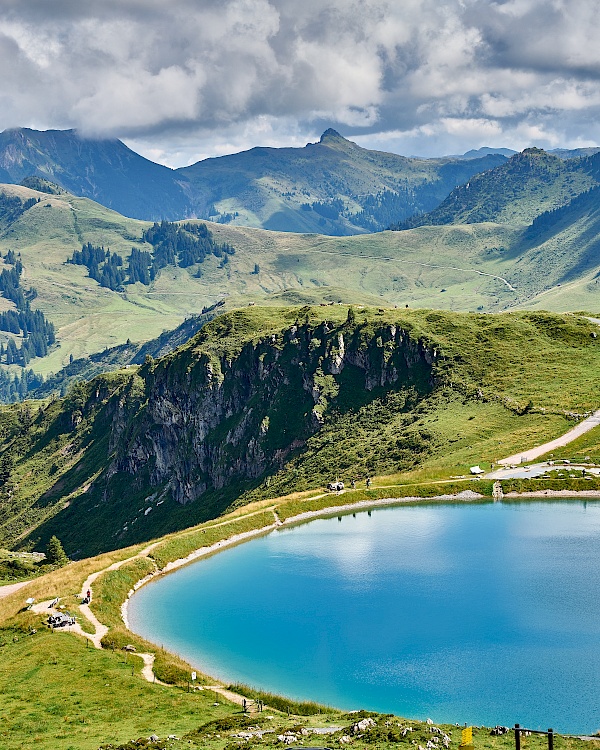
46,536,68,566
0,451,13,485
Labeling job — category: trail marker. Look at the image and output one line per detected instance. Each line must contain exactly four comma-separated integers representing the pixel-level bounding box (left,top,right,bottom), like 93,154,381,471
460,726,474,750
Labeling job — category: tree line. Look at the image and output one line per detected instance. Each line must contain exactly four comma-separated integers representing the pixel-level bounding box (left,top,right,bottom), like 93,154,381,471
68,222,236,291
0,251,56,366
69,243,126,291
0,367,43,401
142,220,235,276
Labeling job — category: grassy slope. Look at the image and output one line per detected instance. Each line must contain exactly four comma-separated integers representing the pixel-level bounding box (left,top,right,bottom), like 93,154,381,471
1,181,600,382
0,185,517,373
2,306,600,556
404,149,595,227
0,185,522,376
2,494,600,748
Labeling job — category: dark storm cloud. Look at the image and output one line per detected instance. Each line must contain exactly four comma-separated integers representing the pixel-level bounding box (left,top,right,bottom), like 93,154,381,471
1,0,599,165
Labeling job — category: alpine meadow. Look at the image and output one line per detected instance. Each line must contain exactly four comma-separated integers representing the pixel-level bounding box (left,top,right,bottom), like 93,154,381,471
3,2,600,749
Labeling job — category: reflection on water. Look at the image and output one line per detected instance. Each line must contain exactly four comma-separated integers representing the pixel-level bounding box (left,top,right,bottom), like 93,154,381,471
128,500,600,733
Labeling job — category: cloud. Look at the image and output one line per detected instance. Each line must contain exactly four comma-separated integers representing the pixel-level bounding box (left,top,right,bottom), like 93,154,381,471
0,0,599,165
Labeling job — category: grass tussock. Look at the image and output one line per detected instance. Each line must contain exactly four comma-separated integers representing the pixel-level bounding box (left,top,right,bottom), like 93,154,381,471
229,682,332,715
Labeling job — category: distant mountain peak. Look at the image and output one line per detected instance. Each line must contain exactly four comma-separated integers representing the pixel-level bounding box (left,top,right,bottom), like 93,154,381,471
459,146,516,159
319,128,345,142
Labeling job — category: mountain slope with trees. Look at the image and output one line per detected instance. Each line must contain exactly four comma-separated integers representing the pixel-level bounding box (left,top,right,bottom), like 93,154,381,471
0,305,599,558
0,127,507,233
2,170,600,393
396,148,597,228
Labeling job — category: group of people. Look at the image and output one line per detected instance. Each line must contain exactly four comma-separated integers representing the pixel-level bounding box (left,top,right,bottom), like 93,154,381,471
350,476,372,489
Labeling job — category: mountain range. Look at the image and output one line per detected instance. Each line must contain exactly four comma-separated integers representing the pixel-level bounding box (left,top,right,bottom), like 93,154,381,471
0,128,598,402
0,127,508,233
3,128,598,237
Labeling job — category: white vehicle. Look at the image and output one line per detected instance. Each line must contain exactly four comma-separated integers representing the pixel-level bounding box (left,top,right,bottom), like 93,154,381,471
48,612,75,628
327,481,344,491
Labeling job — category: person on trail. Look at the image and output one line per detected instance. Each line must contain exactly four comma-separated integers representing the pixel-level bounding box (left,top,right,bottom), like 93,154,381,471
86,589,91,601
366,476,372,488
351,479,356,490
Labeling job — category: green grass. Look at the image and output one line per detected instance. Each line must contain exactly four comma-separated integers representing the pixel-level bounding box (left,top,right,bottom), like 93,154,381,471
148,510,277,570
229,682,332,715
92,557,157,631
0,624,238,750
2,176,600,387
3,305,600,555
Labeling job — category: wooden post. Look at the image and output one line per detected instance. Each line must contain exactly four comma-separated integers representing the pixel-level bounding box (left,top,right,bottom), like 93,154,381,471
515,724,521,750
548,729,554,750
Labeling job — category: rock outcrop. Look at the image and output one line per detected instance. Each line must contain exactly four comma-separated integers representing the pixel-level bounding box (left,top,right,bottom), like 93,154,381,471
105,314,437,505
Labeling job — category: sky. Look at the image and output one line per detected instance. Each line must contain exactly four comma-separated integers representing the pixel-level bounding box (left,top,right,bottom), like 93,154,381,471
1,0,600,168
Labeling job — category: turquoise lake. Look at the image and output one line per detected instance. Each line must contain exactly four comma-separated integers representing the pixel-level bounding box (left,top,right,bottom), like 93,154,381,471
128,500,600,733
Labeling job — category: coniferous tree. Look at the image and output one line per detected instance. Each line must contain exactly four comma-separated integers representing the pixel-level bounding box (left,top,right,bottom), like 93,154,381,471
46,536,68,566
0,451,13,485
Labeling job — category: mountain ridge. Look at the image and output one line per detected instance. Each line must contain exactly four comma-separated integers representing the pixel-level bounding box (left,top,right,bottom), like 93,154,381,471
0,127,507,234
0,127,192,221
397,147,597,228
2,305,599,557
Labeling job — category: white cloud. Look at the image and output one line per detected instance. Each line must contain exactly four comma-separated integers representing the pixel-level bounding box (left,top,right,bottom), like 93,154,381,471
1,0,599,164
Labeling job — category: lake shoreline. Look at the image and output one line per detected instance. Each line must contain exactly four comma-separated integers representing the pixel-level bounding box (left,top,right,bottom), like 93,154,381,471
121,490,600,731
121,485,600,633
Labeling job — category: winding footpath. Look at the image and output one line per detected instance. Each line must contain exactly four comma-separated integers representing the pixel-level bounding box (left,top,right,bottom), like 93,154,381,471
27,541,166,683
0,580,30,599
12,514,282,700
498,409,600,466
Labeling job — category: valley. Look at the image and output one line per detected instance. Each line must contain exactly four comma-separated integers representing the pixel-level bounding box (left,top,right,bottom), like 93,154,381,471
1,132,600,750
0,168,598,390
4,3,600,747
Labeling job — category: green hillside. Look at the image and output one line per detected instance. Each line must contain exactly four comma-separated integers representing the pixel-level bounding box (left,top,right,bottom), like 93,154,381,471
178,129,507,234
0,177,600,396
0,183,521,381
1,305,599,557
0,128,192,221
399,148,596,228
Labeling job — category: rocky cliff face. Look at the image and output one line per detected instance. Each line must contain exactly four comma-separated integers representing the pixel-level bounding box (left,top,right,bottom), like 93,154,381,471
105,316,438,505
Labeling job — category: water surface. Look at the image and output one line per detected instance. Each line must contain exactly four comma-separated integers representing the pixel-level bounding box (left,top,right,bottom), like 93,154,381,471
128,501,600,732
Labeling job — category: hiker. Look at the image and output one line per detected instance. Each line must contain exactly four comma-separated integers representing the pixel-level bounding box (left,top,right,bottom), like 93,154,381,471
351,479,356,490
86,589,91,601
366,476,372,488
